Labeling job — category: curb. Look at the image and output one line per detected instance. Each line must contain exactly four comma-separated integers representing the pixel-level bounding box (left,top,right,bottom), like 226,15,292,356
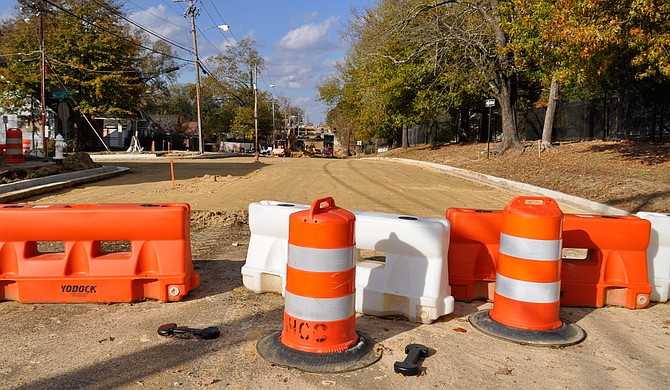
0,166,129,203
89,153,235,162
374,157,630,215
90,154,158,161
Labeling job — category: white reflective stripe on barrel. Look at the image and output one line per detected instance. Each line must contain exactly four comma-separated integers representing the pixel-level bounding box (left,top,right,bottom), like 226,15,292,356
495,274,561,303
284,291,355,322
499,233,562,261
288,244,355,272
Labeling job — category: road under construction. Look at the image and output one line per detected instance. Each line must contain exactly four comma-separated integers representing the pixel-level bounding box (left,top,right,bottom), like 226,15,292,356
0,155,667,389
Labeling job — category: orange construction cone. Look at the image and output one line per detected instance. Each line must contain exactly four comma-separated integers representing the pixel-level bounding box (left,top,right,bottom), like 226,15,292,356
469,196,586,346
256,197,380,372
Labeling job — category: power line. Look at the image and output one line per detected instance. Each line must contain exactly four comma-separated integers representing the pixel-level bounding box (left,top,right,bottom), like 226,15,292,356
205,0,242,47
44,58,112,152
41,0,194,63
88,0,194,55
201,1,276,94
47,54,185,76
0,50,42,59
199,1,236,51
125,0,188,32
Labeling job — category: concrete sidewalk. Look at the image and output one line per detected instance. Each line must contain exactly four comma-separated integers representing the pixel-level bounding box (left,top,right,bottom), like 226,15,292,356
0,165,129,203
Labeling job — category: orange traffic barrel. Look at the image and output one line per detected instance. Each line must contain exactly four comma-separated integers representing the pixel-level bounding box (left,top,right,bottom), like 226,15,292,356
22,139,30,155
4,128,24,163
256,197,380,372
469,196,586,346
0,143,4,156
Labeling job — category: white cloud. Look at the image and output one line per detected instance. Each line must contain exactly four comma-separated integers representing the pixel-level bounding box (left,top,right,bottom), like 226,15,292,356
129,5,190,46
265,15,349,123
278,16,338,52
289,11,319,26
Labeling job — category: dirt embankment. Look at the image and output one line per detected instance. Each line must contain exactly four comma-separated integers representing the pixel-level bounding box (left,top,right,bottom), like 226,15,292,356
379,140,670,213
0,152,100,184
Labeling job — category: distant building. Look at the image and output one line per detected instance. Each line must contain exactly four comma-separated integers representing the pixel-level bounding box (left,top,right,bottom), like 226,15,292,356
0,107,55,150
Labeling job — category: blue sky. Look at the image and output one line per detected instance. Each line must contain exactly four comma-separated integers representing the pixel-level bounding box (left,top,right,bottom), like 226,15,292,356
0,0,372,124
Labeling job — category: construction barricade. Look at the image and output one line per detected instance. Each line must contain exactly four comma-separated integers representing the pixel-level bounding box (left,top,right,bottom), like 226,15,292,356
256,197,380,373
637,212,670,302
561,214,651,308
354,210,453,324
446,208,652,309
0,203,199,303
446,208,500,302
470,197,586,346
242,200,309,294
242,200,455,324
4,128,24,164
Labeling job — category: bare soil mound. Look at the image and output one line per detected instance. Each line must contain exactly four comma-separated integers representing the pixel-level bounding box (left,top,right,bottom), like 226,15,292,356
0,152,100,184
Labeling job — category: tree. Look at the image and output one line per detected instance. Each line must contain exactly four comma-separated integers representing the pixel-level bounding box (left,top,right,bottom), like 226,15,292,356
329,1,525,152
203,37,269,142
137,40,180,113
317,75,358,153
512,0,670,145
0,1,160,150
378,0,524,154
42,0,146,116
336,2,439,148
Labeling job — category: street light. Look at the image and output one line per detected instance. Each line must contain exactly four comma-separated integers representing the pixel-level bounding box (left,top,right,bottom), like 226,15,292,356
175,0,229,154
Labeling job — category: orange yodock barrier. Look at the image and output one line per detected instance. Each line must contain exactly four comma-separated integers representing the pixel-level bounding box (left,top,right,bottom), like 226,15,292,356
0,203,199,303
561,214,651,308
469,197,586,346
257,197,380,373
446,208,500,302
447,206,652,309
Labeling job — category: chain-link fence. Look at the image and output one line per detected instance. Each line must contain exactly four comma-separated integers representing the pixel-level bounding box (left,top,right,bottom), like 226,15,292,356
518,94,670,142
400,93,670,147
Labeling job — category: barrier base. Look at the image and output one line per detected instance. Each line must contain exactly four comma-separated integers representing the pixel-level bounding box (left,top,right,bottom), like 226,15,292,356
256,330,381,373
468,310,586,347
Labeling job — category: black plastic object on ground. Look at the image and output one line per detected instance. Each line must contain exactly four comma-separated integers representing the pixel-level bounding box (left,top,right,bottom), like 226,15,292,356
157,323,220,340
394,344,429,376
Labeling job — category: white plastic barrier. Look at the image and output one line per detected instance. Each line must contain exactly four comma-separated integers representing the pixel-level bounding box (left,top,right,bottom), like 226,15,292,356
241,200,455,324
241,201,308,294
353,210,454,324
637,212,670,302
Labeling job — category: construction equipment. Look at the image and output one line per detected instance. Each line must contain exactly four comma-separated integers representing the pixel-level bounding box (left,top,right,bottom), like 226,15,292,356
322,134,334,158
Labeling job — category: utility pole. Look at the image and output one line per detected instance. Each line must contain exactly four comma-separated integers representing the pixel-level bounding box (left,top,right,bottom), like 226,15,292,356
39,1,48,158
253,65,258,161
175,0,203,154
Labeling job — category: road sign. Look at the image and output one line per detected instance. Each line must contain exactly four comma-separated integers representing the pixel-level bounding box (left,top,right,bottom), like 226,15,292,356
52,91,72,100
485,99,495,108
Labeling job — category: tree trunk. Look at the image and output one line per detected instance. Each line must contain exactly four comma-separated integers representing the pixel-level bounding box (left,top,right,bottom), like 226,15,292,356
541,75,559,151
402,122,409,149
494,77,524,155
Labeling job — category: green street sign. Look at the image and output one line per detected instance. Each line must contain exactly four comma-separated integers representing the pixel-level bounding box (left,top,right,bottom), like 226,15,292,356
52,91,72,100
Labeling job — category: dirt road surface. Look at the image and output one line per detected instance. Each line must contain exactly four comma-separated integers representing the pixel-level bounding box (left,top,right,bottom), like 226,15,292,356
1,156,668,389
